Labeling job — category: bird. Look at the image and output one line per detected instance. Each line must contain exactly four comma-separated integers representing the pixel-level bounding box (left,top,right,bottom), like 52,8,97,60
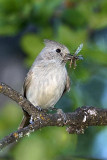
19,39,73,129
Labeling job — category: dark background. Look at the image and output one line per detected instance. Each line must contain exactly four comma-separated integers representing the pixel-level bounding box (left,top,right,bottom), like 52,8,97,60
0,0,107,159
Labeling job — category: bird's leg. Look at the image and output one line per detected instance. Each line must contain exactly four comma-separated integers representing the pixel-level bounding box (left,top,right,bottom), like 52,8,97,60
48,107,67,123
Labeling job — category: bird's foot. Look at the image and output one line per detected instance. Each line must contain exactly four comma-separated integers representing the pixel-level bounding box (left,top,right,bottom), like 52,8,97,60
36,106,43,112
57,109,67,123
36,106,49,113
43,107,57,112
47,108,67,123
30,116,34,124
49,108,58,112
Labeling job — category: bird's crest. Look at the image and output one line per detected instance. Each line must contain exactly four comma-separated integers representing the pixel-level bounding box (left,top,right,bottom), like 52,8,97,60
44,39,64,48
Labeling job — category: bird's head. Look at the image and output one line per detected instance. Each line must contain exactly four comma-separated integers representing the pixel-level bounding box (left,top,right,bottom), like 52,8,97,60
38,39,73,65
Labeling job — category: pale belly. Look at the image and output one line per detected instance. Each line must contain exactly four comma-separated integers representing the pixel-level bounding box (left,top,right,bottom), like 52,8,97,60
26,67,67,109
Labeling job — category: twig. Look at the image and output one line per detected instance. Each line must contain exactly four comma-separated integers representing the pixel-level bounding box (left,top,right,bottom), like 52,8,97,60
0,83,107,150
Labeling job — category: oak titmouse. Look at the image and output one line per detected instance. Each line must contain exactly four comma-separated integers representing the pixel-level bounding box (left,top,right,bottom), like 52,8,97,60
19,39,73,128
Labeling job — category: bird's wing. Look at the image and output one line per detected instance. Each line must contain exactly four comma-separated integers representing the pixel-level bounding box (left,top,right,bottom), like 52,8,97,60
23,70,33,98
62,74,71,95
19,70,33,129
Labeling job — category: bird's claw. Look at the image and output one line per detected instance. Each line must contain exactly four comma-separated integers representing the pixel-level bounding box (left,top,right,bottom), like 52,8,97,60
36,106,43,112
57,109,67,123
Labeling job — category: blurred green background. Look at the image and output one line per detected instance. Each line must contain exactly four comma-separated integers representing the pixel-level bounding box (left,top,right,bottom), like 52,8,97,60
0,0,107,159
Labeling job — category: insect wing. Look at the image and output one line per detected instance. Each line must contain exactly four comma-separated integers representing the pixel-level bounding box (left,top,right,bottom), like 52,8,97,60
75,43,83,55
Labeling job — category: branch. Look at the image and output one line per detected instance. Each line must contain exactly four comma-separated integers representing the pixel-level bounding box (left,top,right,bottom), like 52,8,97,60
0,83,107,150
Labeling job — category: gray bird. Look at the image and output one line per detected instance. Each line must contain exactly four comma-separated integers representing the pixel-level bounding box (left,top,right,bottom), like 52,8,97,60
19,39,72,129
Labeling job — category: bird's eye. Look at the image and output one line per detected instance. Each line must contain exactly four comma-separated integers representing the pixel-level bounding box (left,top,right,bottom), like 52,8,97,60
56,48,61,53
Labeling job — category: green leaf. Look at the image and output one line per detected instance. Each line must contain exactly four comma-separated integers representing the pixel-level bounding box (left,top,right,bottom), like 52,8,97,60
62,9,87,28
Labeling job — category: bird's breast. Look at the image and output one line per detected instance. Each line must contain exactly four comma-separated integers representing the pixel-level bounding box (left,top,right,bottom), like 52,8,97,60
26,66,67,109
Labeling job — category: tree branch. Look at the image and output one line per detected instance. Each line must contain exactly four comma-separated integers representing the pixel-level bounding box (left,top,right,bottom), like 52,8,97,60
0,83,107,150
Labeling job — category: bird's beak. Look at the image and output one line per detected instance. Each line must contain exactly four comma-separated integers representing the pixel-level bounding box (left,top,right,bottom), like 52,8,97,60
64,53,83,62
64,53,73,61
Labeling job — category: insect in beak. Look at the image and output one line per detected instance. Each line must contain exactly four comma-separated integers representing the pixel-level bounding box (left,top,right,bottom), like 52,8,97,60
65,54,74,61
65,43,84,69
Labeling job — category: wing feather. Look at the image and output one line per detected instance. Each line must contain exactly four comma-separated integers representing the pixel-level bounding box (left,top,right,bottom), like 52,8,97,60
62,74,70,95
23,70,33,98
